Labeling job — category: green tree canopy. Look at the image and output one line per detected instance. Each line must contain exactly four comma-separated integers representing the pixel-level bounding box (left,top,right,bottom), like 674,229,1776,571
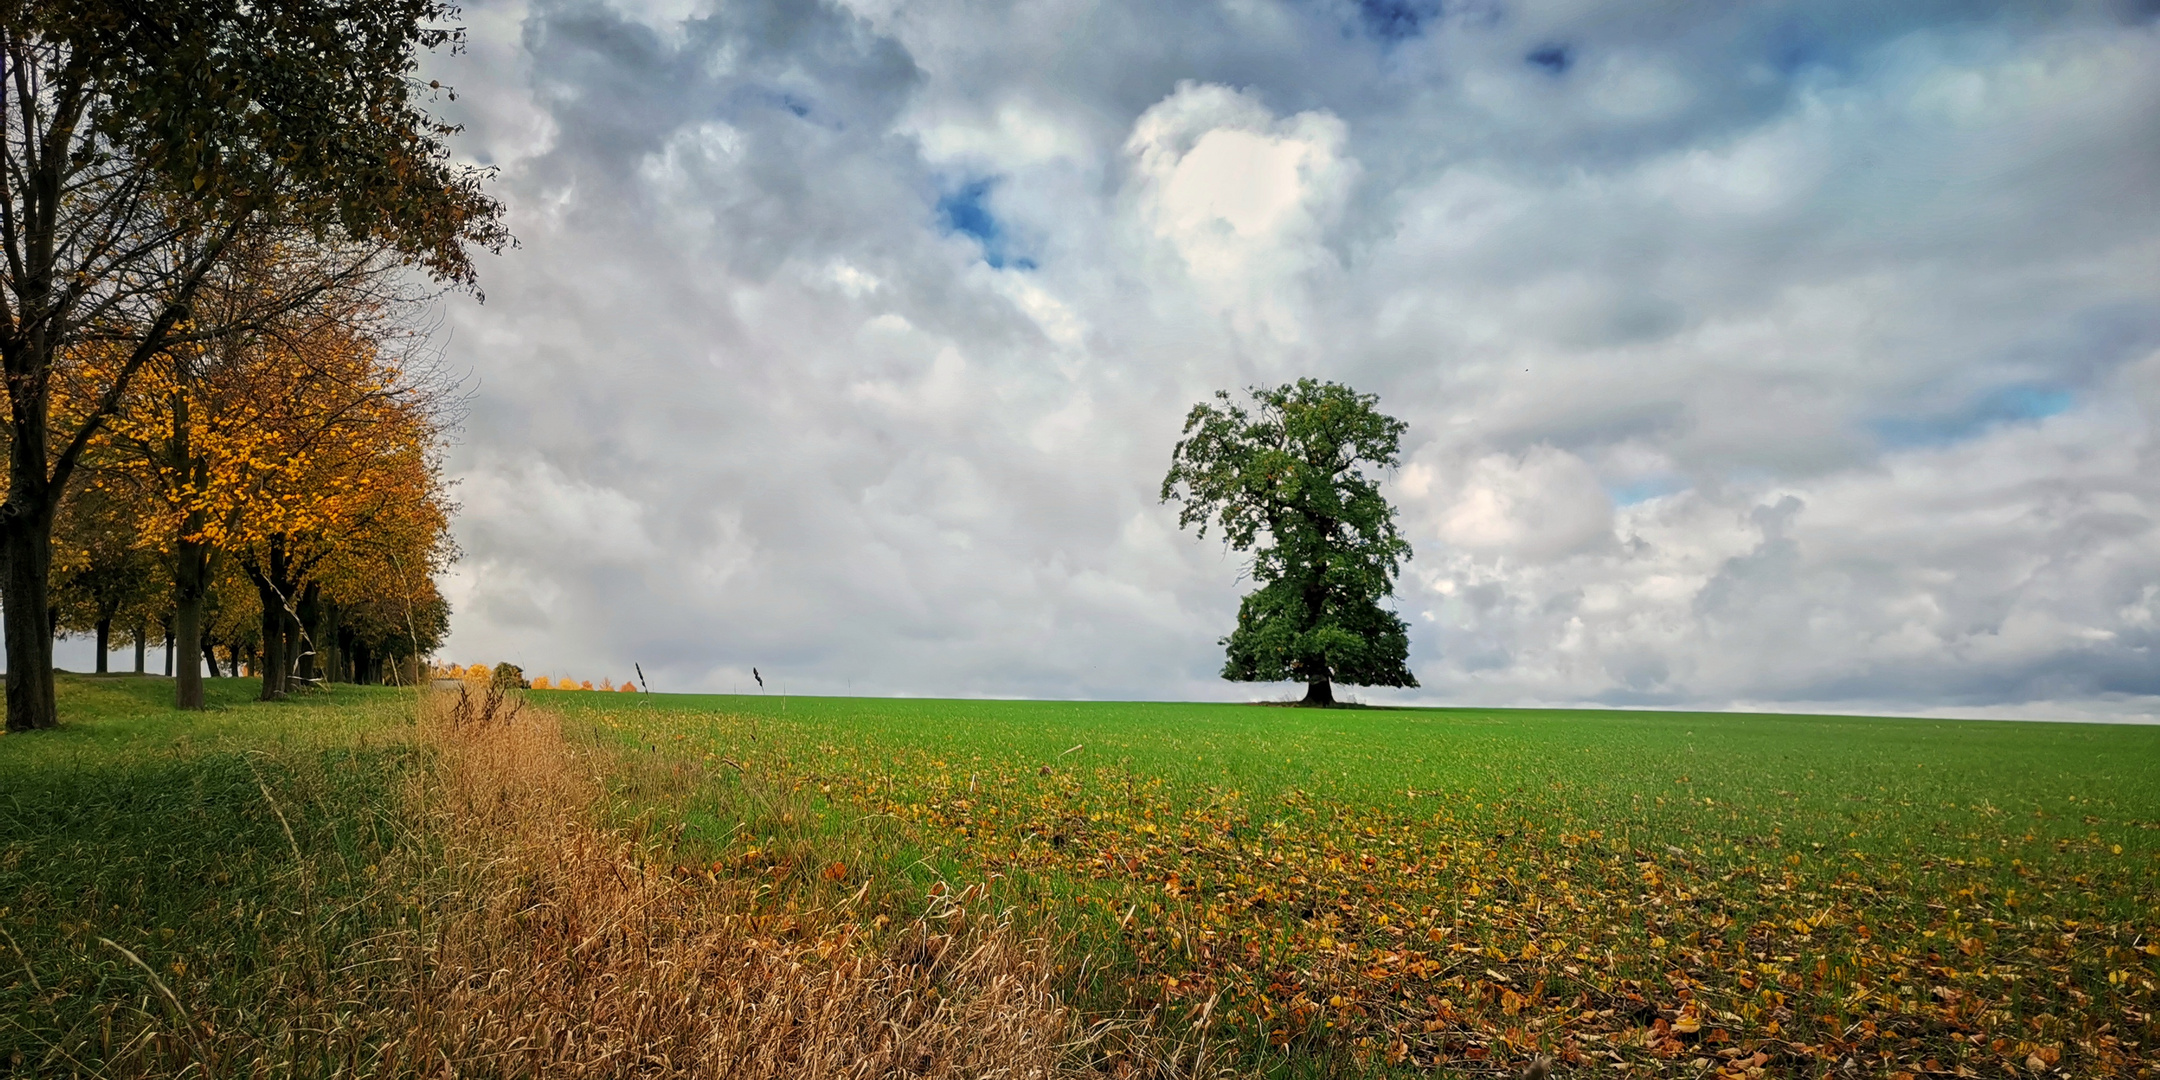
1162,379,1417,706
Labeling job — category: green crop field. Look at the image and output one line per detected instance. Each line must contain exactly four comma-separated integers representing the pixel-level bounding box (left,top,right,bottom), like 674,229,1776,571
6,682,2157,1077
548,692,2160,1077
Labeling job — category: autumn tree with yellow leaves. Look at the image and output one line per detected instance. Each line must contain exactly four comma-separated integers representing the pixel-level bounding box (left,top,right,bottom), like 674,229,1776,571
0,0,505,731
50,470,164,673
95,238,459,706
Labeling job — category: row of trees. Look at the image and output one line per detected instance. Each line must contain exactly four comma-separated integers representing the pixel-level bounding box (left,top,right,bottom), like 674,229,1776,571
531,677,639,692
430,663,641,693
2,1,505,729
47,247,459,697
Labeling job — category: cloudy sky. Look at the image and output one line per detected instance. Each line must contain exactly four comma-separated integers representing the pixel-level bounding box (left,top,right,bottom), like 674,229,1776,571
399,0,2160,718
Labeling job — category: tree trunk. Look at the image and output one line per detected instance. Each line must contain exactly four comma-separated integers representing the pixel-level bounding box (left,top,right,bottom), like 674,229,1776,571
245,535,306,700
2,508,59,730
94,616,111,673
293,582,321,687
133,622,146,674
203,631,221,680
318,599,339,685
255,573,286,700
0,86,64,731
259,605,284,698
243,536,294,700
162,617,174,678
174,538,212,708
1295,570,1338,707
282,601,301,689
168,378,215,708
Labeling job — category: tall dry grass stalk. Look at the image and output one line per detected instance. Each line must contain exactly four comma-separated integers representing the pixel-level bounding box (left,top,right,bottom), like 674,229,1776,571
368,695,1082,1077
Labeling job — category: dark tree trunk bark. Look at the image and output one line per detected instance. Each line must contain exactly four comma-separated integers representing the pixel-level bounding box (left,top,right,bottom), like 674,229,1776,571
282,602,300,688
293,582,321,687
162,616,174,678
243,535,302,700
2,506,59,729
202,634,221,679
1296,568,1335,707
0,81,66,732
94,616,111,673
254,573,287,701
317,598,339,685
168,378,216,708
257,595,284,699
133,622,146,674
174,537,213,708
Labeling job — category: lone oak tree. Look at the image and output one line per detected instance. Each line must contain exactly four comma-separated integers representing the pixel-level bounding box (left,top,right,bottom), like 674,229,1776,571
0,1,505,729
1162,379,1417,706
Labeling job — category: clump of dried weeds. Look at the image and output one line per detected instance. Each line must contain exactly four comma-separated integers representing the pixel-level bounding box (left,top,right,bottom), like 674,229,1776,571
370,695,1082,1077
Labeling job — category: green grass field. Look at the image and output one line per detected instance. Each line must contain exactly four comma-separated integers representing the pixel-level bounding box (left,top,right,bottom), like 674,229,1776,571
0,677,415,1075
6,681,2156,1077
549,692,2160,1076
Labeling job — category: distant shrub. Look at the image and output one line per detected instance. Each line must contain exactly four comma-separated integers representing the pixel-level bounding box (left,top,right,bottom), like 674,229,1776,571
493,662,529,690
531,676,552,690
579,680,593,691
617,680,636,693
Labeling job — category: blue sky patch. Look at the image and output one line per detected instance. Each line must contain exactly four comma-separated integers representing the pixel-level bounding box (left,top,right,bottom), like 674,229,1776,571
1871,384,2075,448
1526,43,1572,74
1606,474,1687,507
936,179,1035,270
1764,17,1826,77
743,87,817,119
1356,0,1442,43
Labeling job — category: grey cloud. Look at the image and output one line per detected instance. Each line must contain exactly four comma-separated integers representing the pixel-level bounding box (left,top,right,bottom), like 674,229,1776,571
414,0,2160,720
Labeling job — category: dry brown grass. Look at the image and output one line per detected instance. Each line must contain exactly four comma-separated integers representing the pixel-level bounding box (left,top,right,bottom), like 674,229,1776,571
356,694,1084,1077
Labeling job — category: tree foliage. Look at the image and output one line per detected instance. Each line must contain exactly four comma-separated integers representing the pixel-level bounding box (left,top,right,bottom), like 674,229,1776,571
89,239,458,702
1162,379,1416,705
50,470,162,669
1,0,504,729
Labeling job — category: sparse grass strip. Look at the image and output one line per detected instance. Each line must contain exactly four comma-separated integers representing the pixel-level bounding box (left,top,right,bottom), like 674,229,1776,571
2,677,1083,1077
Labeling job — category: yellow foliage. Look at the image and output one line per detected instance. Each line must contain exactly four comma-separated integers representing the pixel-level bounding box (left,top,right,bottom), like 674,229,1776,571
579,681,593,692
531,676,552,690
90,269,458,617
617,680,637,693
